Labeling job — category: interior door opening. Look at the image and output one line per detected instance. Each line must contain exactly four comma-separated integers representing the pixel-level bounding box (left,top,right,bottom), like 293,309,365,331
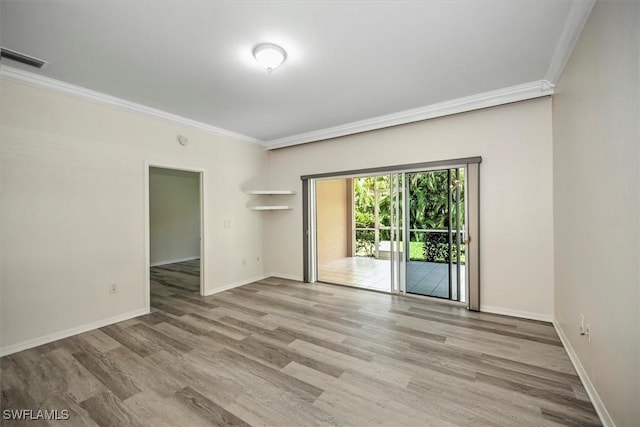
146,166,204,312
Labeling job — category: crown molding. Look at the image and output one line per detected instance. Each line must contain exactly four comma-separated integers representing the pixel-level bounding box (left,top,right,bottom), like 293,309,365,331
545,0,596,84
264,80,555,150
0,65,264,146
1,65,557,151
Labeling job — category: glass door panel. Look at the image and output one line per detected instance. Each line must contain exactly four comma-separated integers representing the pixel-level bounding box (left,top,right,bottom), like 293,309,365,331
389,173,404,293
403,168,467,301
450,168,466,303
405,170,451,298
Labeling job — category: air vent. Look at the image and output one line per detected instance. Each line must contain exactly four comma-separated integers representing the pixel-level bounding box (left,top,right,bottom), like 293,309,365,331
1,47,48,69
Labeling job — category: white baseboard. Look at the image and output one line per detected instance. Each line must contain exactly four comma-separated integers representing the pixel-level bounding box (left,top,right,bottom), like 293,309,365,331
202,272,304,296
481,305,553,323
150,256,200,267
0,308,148,357
203,273,272,296
268,272,304,282
553,320,615,427
0,271,294,356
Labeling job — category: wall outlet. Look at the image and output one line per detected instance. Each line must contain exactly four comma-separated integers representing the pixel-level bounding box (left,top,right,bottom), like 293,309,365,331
242,257,247,266
579,313,585,335
109,283,118,294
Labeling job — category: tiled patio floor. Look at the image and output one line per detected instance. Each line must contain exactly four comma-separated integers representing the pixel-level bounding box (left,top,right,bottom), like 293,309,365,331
319,257,392,292
319,256,465,301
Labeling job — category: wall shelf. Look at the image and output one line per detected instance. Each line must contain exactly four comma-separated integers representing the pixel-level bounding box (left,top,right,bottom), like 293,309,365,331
250,206,292,211
245,190,296,195
246,189,295,211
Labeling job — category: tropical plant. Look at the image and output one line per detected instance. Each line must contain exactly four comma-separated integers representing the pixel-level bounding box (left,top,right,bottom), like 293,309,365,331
353,170,465,263
354,176,390,256
355,230,375,257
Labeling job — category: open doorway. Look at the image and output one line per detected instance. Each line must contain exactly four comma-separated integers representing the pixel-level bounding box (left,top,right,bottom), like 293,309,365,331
405,168,466,302
147,166,204,312
317,176,392,292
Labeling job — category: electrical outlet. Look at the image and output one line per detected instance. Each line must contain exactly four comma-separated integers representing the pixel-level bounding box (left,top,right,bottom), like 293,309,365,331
585,324,591,344
242,257,247,266
579,313,585,335
109,283,118,294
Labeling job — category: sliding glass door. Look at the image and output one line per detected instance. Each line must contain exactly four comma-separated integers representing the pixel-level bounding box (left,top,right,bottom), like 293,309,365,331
403,168,466,302
303,157,480,311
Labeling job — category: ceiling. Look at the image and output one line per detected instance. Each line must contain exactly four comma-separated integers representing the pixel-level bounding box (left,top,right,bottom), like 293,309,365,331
0,1,592,148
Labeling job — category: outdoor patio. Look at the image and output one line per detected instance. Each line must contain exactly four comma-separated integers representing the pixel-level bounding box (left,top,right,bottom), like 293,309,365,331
319,256,466,301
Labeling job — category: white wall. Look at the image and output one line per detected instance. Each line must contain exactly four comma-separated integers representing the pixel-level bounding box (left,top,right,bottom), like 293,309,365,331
267,97,555,320
150,167,200,266
0,80,268,354
552,1,640,425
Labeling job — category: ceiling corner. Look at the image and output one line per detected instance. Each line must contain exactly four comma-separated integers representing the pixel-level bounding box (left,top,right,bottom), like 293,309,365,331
545,0,597,84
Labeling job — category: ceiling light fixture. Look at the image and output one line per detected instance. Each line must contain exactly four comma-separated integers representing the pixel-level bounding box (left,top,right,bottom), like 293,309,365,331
253,43,287,73
176,135,189,146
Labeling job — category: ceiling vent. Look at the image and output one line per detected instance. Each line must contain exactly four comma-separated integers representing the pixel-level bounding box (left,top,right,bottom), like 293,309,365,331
1,47,48,69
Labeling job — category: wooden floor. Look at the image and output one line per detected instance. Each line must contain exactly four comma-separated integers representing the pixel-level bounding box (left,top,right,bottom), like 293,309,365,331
1,261,601,426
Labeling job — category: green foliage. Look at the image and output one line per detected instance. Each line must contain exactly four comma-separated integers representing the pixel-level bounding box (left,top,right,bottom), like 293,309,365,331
409,241,425,261
353,170,466,263
407,171,449,231
355,230,375,257
422,232,449,263
420,232,465,264
354,176,390,257
354,176,390,228
407,169,465,233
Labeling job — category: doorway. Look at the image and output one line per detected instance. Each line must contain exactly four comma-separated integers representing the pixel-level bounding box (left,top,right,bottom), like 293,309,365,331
404,168,466,302
316,176,392,292
146,165,205,312
303,157,480,310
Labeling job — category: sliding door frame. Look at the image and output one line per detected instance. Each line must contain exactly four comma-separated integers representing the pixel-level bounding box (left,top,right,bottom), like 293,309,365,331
302,156,481,311
466,162,480,311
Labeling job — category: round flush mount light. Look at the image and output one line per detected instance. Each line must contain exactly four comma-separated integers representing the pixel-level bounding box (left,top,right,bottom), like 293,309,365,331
253,43,287,73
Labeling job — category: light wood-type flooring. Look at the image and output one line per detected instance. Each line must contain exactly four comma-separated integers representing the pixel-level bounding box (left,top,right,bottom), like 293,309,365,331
1,260,601,426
